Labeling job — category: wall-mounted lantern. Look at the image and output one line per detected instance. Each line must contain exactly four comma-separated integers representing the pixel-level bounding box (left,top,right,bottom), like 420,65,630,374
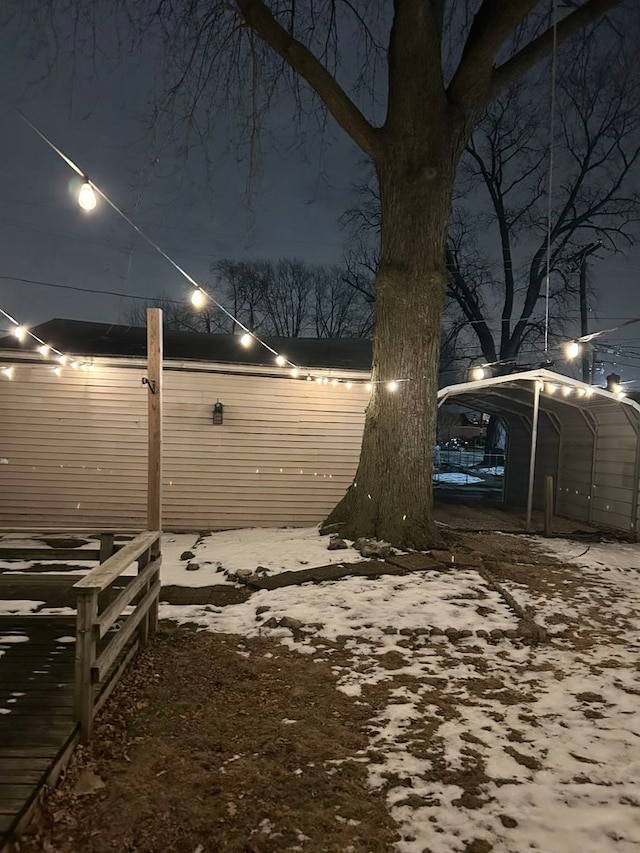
212,400,224,425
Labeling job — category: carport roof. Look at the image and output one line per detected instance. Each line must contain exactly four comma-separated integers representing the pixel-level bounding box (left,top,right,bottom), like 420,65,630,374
438,368,640,424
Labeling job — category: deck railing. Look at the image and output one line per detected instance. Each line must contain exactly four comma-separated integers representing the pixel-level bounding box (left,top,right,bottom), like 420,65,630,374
73,531,162,741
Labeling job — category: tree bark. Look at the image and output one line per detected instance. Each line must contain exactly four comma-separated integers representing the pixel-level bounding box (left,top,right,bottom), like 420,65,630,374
324,138,458,548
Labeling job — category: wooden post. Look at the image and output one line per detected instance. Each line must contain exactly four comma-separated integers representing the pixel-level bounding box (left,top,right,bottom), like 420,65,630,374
544,476,554,537
99,533,115,563
526,380,541,532
138,548,150,645
147,308,163,532
147,310,162,638
74,589,98,743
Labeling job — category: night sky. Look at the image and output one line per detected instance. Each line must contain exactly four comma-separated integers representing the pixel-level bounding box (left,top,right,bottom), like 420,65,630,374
0,9,360,331
0,4,639,378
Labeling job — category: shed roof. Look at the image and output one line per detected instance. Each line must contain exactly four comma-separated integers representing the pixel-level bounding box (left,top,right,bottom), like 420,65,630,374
0,318,372,371
438,368,640,425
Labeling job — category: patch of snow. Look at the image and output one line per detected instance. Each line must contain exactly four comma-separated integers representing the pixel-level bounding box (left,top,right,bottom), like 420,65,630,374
476,465,505,476
434,473,484,485
160,527,365,588
0,600,45,615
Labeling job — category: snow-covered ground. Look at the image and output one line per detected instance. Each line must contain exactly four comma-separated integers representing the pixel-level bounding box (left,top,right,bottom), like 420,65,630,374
2,526,639,851
158,529,640,853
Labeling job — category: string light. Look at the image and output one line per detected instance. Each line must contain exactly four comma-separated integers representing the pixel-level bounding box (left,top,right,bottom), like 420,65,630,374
191,289,207,309
565,341,580,359
78,180,97,211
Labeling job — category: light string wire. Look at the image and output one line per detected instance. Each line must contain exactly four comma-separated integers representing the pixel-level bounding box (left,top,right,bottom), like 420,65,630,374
0,306,63,362
543,0,558,354
16,110,288,366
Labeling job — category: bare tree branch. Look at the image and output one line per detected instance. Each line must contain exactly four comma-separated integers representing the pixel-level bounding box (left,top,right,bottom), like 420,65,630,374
234,0,380,156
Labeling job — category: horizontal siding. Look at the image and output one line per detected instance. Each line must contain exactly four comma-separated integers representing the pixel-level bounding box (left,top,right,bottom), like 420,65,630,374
0,362,366,529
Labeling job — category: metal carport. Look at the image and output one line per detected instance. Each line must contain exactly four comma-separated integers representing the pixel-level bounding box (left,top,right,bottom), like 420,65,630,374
437,368,640,537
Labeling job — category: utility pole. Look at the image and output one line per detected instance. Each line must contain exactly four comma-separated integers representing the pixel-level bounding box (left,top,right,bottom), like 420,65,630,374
570,241,602,383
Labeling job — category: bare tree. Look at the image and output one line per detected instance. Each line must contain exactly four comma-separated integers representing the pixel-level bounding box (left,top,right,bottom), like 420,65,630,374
126,258,372,338
16,0,626,546
448,26,640,370
121,294,227,333
313,265,373,338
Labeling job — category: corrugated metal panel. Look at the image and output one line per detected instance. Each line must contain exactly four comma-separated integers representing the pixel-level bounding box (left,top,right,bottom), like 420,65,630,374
0,362,367,529
555,411,593,522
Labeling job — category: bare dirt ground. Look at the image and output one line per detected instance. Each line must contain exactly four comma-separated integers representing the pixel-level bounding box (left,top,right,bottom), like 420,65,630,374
17,628,399,853
14,522,640,853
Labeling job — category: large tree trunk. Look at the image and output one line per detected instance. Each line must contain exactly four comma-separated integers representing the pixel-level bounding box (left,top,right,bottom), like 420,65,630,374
324,146,457,548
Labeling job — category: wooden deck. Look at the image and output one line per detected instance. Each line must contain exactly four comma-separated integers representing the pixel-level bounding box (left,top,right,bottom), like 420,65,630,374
0,532,160,851
0,614,78,849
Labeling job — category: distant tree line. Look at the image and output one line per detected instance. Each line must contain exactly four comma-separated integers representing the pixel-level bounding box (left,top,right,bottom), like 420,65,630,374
123,257,373,339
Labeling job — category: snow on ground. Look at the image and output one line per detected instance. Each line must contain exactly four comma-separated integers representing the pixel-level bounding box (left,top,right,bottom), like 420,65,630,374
160,527,640,853
433,472,484,485
476,465,505,476
161,527,365,587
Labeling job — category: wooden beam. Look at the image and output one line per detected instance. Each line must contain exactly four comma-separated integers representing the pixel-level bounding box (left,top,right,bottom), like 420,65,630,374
147,308,163,532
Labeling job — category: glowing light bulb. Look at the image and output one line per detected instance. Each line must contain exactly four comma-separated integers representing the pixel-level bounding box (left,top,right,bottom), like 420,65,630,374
78,181,97,211
240,333,253,348
52,366,61,376
387,380,399,392
322,377,329,385
58,355,67,365
315,377,323,384
331,378,339,386
562,385,572,397
275,354,286,367
365,382,373,392
306,374,313,382
545,383,558,395
471,366,485,381
191,289,206,309
70,361,79,369
1,366,13,378
13,326,27,341
345,381,353,390
290,367,299,378
566,341,580,360
38,344,50,357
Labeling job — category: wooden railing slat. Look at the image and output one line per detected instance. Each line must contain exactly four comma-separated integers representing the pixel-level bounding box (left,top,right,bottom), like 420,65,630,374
92,579,161,682
96,559,160,639
74,532,160,592
0,548,103,562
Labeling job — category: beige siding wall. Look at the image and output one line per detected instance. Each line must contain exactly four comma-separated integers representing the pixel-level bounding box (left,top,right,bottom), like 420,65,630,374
0,360,367,530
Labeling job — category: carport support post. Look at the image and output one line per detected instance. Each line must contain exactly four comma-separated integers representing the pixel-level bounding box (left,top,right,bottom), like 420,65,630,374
147,308,163,532
526,380,541,532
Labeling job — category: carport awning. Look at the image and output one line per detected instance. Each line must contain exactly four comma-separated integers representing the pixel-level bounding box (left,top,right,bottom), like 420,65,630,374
438,368,640,423
437,369,640,533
